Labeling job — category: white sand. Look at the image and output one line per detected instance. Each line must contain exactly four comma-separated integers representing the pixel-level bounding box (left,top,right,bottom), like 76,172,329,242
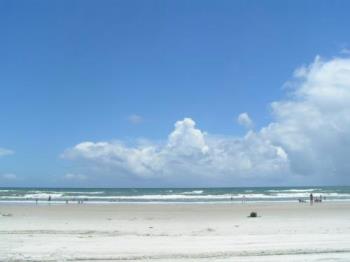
1,202,350,261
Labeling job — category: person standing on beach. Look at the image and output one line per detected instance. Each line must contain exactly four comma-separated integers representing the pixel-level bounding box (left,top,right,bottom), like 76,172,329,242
310,193,313,205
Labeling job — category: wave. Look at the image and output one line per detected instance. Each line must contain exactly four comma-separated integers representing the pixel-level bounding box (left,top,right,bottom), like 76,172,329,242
1,187,350,203
181,190,204,195
267,188,320,193
1,192,350,201
21,193,64,199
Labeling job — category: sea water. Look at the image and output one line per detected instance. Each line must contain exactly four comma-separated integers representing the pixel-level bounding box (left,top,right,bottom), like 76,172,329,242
0,186,349,204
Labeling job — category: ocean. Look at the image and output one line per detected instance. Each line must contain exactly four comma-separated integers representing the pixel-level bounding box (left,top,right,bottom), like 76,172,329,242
0,186,350,204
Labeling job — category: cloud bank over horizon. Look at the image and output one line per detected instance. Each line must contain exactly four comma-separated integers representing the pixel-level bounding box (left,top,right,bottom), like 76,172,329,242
62,56,350,185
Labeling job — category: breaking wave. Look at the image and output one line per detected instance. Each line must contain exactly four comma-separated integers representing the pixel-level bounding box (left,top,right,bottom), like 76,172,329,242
0,187,349,203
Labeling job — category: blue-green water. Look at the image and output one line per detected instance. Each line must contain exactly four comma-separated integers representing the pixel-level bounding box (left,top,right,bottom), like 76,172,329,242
0,186,349,203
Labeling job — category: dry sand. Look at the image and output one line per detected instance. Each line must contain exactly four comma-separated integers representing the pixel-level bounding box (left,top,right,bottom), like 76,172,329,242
1,202,350,261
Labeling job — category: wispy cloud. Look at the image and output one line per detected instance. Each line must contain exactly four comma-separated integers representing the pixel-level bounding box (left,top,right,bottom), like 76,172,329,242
0,148,14,157
340,48,350,55
1,173,17,180
63,173,87,180
128,114,143,125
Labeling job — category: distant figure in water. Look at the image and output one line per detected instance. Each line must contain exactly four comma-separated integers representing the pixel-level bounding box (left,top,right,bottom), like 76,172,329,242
35,198,38,204
65,200,69,204
310,193,313,205
315,195,322,203
242,195,246,204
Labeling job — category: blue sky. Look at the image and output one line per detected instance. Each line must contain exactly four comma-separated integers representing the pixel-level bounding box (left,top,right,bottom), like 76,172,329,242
1,1,350,187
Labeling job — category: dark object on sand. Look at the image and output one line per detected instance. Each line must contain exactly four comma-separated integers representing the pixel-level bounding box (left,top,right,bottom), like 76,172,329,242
249,211,258,217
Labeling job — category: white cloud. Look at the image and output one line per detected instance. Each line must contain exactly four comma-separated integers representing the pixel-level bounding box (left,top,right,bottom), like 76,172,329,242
63,118,288,182
237,112,254,129
261,56,350,180
167,118,209,155
1,173,17,180
128,114,143,125
62,56,350,185
0,148,14,157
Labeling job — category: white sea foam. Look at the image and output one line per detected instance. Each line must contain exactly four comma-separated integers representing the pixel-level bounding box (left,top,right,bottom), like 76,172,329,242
25,190,105,195
0,192,346,201
61,191,105,195
1,188,350,203
182,190,204,195
267,188,320,193
23,193,64,199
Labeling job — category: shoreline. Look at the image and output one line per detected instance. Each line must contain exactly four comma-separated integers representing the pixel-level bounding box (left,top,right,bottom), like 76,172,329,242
0,199,347,206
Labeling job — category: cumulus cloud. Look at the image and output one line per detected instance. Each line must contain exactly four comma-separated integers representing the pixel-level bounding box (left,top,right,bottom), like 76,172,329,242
128,114,143,125
0,148,14,157
237,112,254,129
63,118,288,182
62,56,350,185
261,56,350,180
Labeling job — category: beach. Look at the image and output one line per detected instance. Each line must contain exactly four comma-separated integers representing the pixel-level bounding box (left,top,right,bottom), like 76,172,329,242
1,202,350,261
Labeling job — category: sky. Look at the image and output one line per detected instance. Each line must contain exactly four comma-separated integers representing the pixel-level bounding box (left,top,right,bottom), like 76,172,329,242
1,0,350,187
